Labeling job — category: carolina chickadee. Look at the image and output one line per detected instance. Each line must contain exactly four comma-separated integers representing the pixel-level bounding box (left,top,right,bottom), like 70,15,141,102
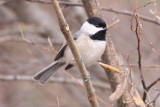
34,17,108,84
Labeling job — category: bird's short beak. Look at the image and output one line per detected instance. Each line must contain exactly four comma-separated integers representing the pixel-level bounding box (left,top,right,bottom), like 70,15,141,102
103,27,108,31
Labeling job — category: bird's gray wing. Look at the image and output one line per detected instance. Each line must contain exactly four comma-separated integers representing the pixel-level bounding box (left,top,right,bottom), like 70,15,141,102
54,43,68,61
54,31,82,61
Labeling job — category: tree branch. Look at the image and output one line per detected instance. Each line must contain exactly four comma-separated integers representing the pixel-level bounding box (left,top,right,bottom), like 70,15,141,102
146,77,160,91
147,92,160,106
50,0,99,106
0,75,110,89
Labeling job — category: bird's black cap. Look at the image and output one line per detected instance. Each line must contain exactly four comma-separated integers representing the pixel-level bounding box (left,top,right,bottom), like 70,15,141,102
87,17,106,28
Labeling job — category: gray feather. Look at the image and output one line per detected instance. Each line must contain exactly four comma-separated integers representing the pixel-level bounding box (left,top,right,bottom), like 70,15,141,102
33,61,65,84
54,44,67,61
54,31,82,61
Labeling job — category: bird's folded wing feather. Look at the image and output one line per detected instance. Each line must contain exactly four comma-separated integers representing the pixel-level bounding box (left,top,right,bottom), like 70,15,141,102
54,31,82,61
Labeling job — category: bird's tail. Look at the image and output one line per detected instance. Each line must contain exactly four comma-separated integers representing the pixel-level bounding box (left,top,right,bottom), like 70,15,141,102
33,61,65,84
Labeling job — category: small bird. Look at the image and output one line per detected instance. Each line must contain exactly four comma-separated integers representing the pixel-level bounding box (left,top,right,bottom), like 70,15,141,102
34,17,108,84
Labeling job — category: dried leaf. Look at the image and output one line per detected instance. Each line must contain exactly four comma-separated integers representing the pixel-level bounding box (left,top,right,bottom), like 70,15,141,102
109,77,128,101
99,62,123,73
130,86,146,107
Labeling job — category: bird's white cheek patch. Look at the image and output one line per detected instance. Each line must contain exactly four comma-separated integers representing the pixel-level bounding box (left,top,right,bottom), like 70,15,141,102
80,22,103,35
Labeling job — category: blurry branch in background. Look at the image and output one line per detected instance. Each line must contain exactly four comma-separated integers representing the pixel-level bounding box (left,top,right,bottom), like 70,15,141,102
0,36,17,42
149,0,160,20
143,31,160,56
22,0,160,25
146,77,160,91
147,91,160,106
0,75,110,89
121,64,160,68
144,77,160,103
19,25,54,52
48,36,57,53
50,0,99,107
144,90,153,107
0,24,46,37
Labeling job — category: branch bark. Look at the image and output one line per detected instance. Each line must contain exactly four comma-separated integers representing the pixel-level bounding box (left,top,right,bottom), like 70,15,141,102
82,0,137,107
50,0,99,107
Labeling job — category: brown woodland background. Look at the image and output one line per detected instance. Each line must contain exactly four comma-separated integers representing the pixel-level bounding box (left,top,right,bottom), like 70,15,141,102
0,0,160,107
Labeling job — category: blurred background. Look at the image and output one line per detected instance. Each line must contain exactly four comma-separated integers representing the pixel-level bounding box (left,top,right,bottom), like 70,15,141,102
0,0,160,107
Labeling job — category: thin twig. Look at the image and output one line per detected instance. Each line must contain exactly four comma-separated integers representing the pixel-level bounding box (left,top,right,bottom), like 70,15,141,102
147,92,160,106
48,36,57,53
142,28,160,57
146,77,160,91
19,25,52,52
62,68,84,87
144,90,153,107
108,19,120,29
121,64,160,68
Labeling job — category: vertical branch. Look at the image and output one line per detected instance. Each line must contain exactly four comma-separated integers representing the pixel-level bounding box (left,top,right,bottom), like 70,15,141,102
82,0,137,107
131,0,147,101
50,0,99,107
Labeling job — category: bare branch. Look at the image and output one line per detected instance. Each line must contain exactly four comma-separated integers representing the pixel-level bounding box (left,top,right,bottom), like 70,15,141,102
144,90,153,107
146,77,160,91
50,0,99,106
0,24,46,37
121,64,160,68
19,25,52,52
108,19,120,29
147,92,160,106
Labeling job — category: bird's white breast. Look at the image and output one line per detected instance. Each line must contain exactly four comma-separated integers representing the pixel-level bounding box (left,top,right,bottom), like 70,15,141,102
64,33,106,66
